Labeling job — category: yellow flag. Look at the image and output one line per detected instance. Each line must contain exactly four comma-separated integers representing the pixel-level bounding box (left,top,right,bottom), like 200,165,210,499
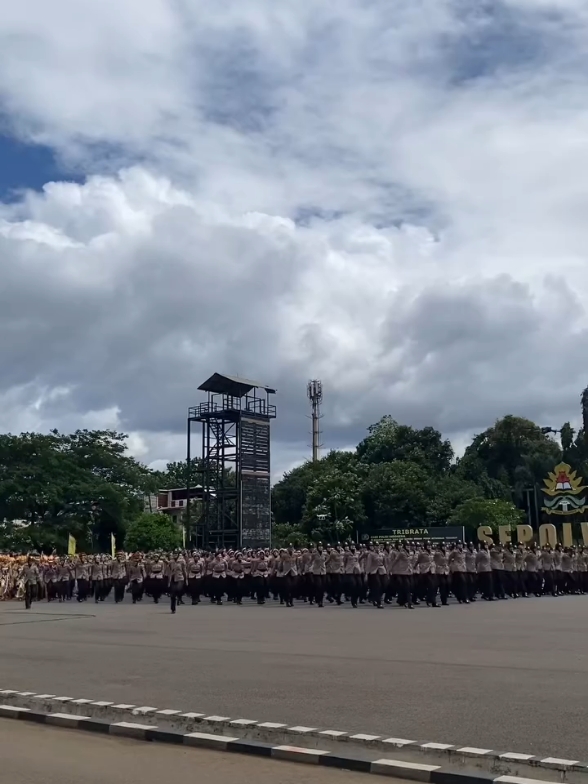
68,535,76,556
111,533,116,558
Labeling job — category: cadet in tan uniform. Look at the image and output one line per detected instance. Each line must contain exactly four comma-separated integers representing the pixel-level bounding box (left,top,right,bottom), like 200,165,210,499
74,555,91,602
186,552,203,605
127,554,145,604
21,556,40,610
166,552,187,614
309,544,327,607
503,544,517,598
475,543,493,601
110,552,127,603
278,547,297,607
343,545,362,608
448,543,467,603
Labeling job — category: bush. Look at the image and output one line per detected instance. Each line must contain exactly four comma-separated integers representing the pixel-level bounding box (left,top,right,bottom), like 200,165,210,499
124,513,182,552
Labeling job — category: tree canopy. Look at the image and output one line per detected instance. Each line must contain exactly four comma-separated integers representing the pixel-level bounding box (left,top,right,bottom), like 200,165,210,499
0,410,580,552
272,414,573,542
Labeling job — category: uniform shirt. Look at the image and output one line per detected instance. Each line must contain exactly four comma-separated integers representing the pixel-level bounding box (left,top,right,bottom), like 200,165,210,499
127,562,145,582
309,551,327,576
279,553,298,577
433,550,449,576
393,549,412,576
187,558,203,578
475,549,491,573
540,550,554,571
343,550,361,575
327,549,344,575
22,564,40,585
110,560,127,580
524,551,538,573
490,547,504,570
465,550,477,573
74,562,90,580
503,549,516,572
448,549,466,573
167,560,186,583
91,562,105,580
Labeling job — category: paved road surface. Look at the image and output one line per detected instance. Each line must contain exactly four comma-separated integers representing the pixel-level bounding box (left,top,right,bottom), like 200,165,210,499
1,597,587,758
0,718,386,784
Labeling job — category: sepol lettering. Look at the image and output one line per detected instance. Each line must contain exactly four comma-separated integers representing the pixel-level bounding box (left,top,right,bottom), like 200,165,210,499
477,523,588,546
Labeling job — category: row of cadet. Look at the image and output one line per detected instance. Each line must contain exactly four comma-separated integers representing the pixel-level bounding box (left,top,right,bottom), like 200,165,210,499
7,540,588,611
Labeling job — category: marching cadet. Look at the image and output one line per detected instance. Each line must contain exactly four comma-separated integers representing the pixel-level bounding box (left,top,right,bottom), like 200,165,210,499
394,541,414,609
251,549,269,604
561,547,575,594
448,543,468,603
503,543,518,597
74,555,91,602
465,543,477,601
416,542,436,606
43,558,57,602
309,543,327,607
476,542,493,600
524,545,541,597
343,544,362,608
365,543,386,608
211,552,227,604
515,543,527,597
540,545,555,596
231,552,246,605
147,553,166,603
127,553,145,604
326,544,344,605
166,552,187,614
21,555,40,610
490,543,506,600
110,552,127,603
278,546,297,607
434,543,449,606
56,557,71,602
553,544,563,595
91,554,106,603
186,551,203,605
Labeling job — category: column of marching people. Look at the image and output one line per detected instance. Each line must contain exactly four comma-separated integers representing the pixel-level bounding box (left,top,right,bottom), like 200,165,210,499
3,539,588,612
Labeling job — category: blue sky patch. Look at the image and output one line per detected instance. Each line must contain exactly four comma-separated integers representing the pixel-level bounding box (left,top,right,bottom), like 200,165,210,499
0,134,76,202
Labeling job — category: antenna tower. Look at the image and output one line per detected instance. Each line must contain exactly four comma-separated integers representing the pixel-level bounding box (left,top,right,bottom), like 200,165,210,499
307,380,323,462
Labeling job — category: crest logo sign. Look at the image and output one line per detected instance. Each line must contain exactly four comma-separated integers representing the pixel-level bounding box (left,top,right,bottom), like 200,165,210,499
541,462,588,516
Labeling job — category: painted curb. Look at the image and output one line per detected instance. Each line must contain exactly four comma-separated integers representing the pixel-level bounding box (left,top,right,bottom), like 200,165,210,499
0,703,563,784
1,689,586,782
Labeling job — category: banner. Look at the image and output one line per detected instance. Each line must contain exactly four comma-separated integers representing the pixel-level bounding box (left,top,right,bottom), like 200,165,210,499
111,533,116,558
68,535,76,556
361,526,465,543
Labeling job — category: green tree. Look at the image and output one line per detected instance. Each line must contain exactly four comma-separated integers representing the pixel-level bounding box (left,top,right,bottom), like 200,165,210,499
158,459,203,490
302,465,365,543
272,523,307,548
459,415,561,501
0,430,152,553
363,461,433,529
357,416,453,473
449,497,524,534
124,512,182,552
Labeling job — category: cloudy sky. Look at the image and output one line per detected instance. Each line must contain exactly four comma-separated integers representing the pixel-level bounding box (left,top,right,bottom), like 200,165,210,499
1,0,588,478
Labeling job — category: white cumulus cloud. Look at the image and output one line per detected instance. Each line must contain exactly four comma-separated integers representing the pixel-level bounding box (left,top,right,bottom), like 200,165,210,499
0,0,588,475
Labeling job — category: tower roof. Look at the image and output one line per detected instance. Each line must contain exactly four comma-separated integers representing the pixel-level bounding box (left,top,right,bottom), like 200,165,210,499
197,373,276,397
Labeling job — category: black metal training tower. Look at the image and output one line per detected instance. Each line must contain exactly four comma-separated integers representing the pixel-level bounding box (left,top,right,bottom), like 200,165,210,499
186,373,276,550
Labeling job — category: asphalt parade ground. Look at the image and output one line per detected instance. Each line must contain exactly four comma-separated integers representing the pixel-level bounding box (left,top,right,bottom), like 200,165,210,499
1,596,587,760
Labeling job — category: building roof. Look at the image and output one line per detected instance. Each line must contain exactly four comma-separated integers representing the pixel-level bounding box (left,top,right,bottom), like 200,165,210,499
198,373,276,397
